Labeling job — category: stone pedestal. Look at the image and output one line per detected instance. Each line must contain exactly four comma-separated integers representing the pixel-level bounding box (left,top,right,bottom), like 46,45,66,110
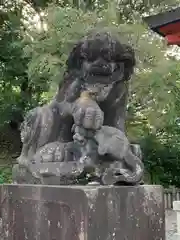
0,184,165,240
173,201,180,240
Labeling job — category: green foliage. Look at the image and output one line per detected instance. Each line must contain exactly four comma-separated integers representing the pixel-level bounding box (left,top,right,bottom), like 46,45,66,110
0,166,12,184
1,0,180,186
141,127,180,187
25,4,168,104
24,6,98,94
0,1,33,126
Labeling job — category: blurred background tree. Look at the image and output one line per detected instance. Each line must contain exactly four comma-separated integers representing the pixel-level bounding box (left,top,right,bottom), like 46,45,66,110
1,0,180,185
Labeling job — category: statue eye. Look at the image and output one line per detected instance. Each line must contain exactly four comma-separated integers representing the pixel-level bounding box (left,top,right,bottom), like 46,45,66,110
100,49,111,61
103,53,111,62
87,54,96,62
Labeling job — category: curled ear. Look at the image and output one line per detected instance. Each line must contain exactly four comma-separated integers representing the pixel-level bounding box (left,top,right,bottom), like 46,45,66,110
121,44,136,80
121,44,136,67
115,42,136,81
66,41,84,70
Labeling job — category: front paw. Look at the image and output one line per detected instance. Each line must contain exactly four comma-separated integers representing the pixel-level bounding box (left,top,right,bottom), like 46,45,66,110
72,99,104,130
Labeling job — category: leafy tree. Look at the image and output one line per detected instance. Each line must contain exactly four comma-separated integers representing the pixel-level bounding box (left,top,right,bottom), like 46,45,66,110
1,0,180,185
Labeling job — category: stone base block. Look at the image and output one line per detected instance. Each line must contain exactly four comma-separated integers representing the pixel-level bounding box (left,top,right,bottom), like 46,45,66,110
174,233,180,240
0,184,165,240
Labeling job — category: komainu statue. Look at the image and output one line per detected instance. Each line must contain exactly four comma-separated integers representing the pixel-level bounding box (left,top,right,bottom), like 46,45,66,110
12,30,144,186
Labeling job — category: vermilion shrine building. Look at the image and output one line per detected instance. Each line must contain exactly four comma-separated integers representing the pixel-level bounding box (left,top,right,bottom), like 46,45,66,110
144,7,180,46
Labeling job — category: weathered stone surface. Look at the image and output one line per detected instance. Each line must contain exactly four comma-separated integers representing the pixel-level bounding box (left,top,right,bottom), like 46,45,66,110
173,201,180,239
0,184,165,240
14,31,144,186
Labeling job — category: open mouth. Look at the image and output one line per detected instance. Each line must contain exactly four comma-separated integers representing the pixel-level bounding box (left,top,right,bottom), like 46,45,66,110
89,65,117,76
90,70,112,76
85,74,114,85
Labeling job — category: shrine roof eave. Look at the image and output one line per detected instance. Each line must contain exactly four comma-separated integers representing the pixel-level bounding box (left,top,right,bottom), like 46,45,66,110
143,7,180,37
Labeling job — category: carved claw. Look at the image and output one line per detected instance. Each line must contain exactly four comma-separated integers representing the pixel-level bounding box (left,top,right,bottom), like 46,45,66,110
101,160,144,185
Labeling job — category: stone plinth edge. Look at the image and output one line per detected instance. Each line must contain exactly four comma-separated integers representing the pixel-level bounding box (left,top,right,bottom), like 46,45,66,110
0,184,165,240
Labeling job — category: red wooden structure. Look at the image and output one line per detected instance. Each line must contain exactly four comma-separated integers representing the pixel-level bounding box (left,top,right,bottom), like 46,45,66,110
144,7,180,45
